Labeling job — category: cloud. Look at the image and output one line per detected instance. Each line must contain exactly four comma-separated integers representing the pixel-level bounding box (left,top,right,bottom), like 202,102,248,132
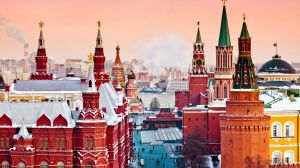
0,16,26,43
135,32,190,73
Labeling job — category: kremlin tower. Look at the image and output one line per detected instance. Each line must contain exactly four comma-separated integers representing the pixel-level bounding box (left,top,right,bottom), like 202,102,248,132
188,22,208,105
220,15,270,168
30,21,53,80
175,22,208,110
111,44,125,87
214,2,234,99
74,54,108,167
93,21,110,88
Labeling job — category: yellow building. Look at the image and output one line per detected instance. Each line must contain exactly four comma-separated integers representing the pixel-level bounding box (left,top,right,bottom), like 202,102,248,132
261,90,300,164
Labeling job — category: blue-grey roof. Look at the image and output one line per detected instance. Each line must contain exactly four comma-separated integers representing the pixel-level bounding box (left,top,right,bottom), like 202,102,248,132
12,80,87,92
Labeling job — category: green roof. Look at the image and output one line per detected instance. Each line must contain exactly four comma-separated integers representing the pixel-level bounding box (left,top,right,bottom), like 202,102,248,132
196,27,202,43
218,5,231,46
240,21,250,38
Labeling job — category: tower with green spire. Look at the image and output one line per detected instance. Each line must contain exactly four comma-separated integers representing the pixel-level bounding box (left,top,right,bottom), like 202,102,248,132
214,2,234,99
191,21,206,75
233,14,257,89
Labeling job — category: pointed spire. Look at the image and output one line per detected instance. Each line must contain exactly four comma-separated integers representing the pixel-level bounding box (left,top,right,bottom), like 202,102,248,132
233,15,257,90
38,20,45,49
240,13,250,39
218,3,231,46
86,53,97,92
96,20,103,48
195,21,202,43
114,43,122,65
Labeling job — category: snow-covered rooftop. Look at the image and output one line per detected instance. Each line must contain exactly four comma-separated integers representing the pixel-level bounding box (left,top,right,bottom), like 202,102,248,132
0,101,75,128
10,79,87,93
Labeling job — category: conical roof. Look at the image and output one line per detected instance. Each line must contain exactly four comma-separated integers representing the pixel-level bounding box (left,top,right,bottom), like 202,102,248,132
218,5,231,46
196,22,202,43
240,16,250,38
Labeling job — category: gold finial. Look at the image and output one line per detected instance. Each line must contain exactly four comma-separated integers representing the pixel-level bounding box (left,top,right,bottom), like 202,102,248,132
222,0,227,5
88,53,93,65
97,20,101,29
243,13,246,22
39,20,44,30
116,42,120,49
197,21,200,26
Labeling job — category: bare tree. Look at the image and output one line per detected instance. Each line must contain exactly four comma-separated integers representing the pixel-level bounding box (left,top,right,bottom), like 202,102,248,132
245,155,269,168
182,129,210,168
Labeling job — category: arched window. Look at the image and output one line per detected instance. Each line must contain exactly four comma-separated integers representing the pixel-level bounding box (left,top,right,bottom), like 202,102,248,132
40,161,48,168
61,138,65,150
55,137,60,150
86,162,93,168
284,150,294,164
224,84,228,99
39,137,43,150
1,161,9,168
85,137,89,150
90,137,94,150
17,162,25,168
272,122,282,137
223,54,227,68
57,162,64,168
0,137,4,148
6,137,9,148
272,151,282,164
284,122,294,137
44,137,49,150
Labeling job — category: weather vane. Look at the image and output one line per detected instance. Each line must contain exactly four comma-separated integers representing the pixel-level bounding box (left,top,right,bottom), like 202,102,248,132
39,20,44,30
88,53,93,64
97,20,101,29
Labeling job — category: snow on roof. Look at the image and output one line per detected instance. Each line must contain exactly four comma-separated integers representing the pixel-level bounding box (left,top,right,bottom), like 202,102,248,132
208,99,227,107
99,83,122,125
0,101,75,128
13,125,32,139
10,80,87,93
260,90,300,112
84,63,97,93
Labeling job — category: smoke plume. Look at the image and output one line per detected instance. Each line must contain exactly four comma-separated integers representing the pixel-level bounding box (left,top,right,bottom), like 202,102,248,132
0,16,25,43
136,32,190,74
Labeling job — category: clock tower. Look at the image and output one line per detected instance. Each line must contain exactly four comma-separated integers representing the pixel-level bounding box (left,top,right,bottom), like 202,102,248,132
188,22,208,105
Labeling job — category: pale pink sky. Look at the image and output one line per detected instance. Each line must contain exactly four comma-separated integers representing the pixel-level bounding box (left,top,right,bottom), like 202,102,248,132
0,0,300,71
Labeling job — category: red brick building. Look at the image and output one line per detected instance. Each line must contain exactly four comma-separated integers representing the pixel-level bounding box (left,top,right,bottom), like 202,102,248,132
125,71,144,113
175,22,209,110
220,15,270,168
30,21,53,80
143,108,182,130
0,21,132,168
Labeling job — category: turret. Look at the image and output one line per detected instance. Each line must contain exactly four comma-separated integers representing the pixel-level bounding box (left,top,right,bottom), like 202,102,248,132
94,20,105,74
192,22,206,75
36,21,48,74
220,14,270,168
233,14,257,89
214,1,234,99
111,43,125,87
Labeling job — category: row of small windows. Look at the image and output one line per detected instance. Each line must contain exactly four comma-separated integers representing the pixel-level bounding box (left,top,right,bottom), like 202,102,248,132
85,136,94,150
272,122,294,138
39,137,66,150
38,137,49,150
1,161,65,168
272,150,294,164
0,137,10,148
